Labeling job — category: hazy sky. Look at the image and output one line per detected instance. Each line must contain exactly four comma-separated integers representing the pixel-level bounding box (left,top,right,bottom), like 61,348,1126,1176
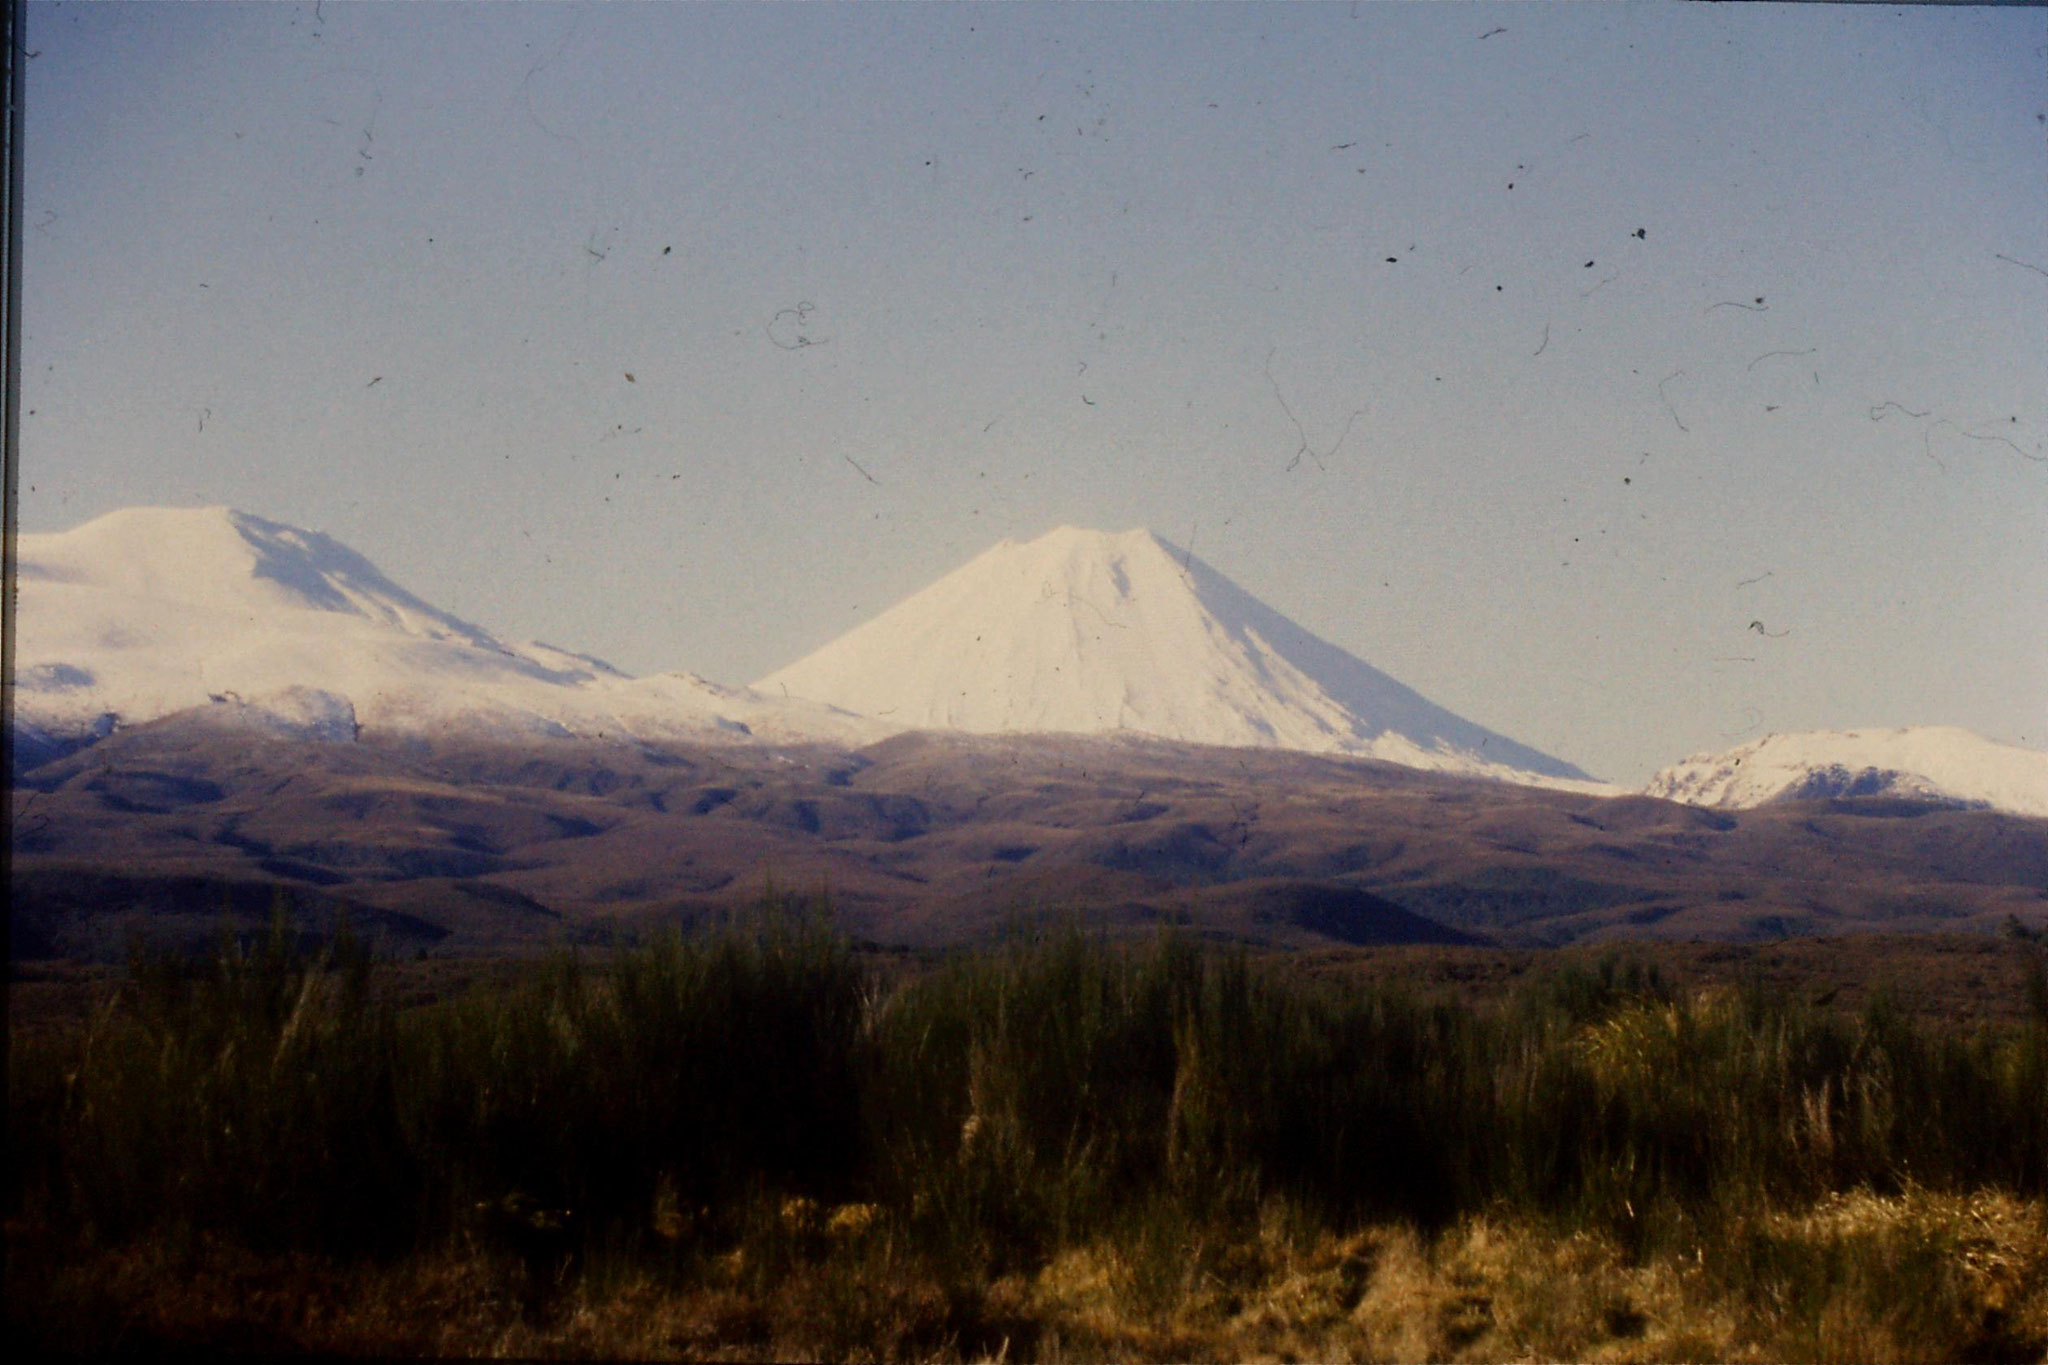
19,1,2047,784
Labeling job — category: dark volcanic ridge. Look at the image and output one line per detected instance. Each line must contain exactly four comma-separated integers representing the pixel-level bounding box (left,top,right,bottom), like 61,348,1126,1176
12,711,2046,961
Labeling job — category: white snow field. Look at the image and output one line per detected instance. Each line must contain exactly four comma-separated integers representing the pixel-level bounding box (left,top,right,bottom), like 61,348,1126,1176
59,512,2034,815
12,506,888,749
757,526,1604,789
1645,727,2048,817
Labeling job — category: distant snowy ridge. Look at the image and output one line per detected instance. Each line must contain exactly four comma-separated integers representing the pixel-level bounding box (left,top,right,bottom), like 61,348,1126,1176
77,511,2025,808
12,506,888,752
758,526,1606,790
1645,727,2048,818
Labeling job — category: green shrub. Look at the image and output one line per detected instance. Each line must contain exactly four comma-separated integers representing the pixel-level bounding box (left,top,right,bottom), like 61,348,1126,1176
11,902,2045,1283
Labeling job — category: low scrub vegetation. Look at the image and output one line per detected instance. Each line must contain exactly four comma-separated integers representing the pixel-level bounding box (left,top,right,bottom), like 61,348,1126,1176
10,904,2048,1360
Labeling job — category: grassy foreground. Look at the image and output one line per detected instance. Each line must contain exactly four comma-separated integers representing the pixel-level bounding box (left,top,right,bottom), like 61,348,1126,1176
9,906,2048,1361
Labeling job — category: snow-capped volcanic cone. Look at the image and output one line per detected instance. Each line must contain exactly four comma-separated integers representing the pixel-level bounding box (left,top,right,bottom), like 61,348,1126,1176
12,506,884,751
757,526,1598,787
1646,727,2048,817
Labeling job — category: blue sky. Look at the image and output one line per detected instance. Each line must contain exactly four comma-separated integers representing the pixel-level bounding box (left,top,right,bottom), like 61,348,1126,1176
20,1,2047,783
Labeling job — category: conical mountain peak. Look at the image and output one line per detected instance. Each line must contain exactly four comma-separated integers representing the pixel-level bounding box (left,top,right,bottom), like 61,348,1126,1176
1018,524,1167,549
759,528,1595,785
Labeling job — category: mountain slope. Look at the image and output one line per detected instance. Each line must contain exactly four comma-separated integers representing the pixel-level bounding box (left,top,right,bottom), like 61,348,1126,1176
19,724,2046,959
1645,727,2048,818
13,506,884,751
757,526,1597,786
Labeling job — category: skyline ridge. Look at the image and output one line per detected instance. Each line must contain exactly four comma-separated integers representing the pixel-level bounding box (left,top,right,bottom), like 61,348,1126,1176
12,504,2045,816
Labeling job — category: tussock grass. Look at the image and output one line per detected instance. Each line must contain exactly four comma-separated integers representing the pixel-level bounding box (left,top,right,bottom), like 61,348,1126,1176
9,906,2047,1359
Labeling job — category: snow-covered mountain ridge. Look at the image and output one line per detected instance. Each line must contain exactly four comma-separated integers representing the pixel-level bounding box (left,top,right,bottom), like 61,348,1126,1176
12,507,887,750
1646,728,2048,817
24,509,2034,815
758,526,1603,790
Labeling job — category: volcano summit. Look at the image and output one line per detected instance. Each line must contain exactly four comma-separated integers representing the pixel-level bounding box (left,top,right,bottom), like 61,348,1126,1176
759,527,1597,787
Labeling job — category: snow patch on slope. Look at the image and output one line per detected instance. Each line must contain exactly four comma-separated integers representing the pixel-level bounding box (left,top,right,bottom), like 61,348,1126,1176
1645,727,2048,817
757,526,1602,789
185,686,362,743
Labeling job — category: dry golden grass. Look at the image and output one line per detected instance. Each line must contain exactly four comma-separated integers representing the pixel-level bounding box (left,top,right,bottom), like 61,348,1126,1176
13,1191,2046,1362
995,1189,2046,1364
